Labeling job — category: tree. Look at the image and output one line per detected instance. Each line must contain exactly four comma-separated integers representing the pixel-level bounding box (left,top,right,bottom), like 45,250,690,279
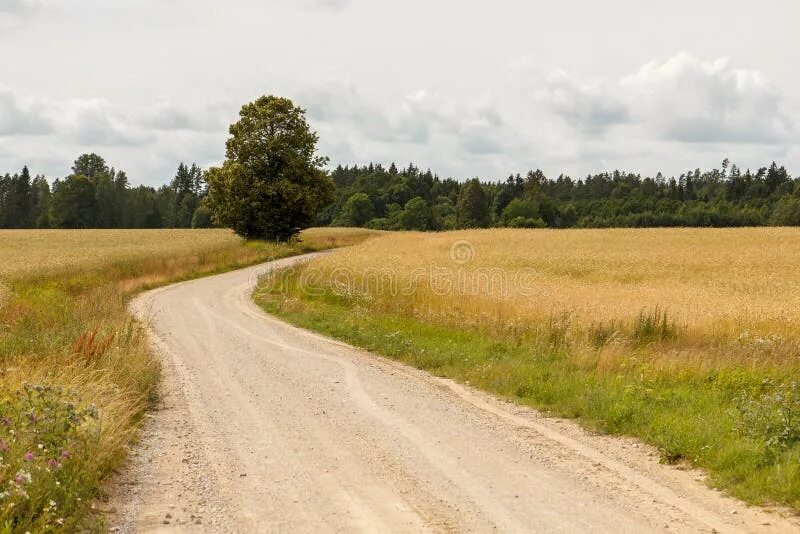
456,179,490,228
205,95,334,240
191,205,214,228
334,192,374,227
170,163,204,227
124,186,163,228
94,172,120,227
49,175,96,228
772,197,800,226
72,154,108,180
0,168,33,228
398,196,431,230
501,198,545,228
31,175,51,228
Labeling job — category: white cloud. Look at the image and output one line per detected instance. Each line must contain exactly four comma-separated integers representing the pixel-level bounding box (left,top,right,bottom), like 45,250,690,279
0,85,155,146
0,86,52,135
623,53,791,144
537,70,629,133
0,0,42,14
0,84,204,183
300,83,532,179
301,84,428,143
538,53,793,145
62,98,150,146
305,0,351,10
0,0,48,29
139,99,234,133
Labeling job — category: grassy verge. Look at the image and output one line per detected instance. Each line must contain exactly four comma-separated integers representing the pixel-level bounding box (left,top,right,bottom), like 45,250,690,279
0,228,379,531
255,258,800,510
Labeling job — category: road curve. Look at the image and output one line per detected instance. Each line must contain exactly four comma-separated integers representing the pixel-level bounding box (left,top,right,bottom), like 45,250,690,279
109,253,796,533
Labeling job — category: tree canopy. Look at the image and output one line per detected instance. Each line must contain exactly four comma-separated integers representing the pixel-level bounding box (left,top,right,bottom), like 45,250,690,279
317,161,800,230
204,95,334,240
0,154,208,230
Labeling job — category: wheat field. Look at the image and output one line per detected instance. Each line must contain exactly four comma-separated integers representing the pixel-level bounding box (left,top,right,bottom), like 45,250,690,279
291,227,800,368
0,227,375,280
0,229,241,278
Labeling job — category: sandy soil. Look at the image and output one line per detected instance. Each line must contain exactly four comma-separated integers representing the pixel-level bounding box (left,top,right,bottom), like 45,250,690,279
107,254,799,533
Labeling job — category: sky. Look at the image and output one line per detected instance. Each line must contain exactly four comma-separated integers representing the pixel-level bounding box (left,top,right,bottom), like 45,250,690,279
1,0,798,186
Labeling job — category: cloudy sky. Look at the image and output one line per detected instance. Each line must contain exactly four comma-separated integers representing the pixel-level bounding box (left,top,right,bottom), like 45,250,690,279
1,0,798,185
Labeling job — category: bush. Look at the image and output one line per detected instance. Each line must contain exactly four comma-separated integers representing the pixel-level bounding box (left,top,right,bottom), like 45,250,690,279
737,380,800,453
506,216,546,228
191,205,214,228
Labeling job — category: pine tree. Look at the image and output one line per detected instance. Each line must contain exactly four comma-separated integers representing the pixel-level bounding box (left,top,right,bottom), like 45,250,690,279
456,179,491,228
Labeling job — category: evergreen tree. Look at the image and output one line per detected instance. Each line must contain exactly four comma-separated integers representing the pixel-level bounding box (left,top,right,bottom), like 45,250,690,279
49,175,96,228
170,163,204,227
31,175,51,228
456,179,491,228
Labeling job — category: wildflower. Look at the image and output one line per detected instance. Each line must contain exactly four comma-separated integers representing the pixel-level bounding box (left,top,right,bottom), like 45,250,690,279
27,412,37,424
37,443,43,450
0,417,10,426
47,459,60,469
23,452,34,462
14,470,31,485
60,450,70,459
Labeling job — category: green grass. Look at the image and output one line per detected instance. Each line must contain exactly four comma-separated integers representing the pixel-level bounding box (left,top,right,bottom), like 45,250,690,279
255,273,800,510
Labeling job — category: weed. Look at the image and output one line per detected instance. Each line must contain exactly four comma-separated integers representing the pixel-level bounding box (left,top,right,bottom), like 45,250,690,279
632,306,680,344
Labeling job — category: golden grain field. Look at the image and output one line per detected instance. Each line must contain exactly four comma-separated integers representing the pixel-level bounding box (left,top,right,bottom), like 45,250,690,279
0,227,377,280
297,227,800,367
0,229,240,279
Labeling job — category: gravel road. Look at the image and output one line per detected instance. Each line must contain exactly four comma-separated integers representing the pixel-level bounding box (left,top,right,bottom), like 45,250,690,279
109,254,798,533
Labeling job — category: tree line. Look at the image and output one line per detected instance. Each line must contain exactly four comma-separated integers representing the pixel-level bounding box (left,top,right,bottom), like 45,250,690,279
321,159,800,230
0,154,212,229
3,153,800,232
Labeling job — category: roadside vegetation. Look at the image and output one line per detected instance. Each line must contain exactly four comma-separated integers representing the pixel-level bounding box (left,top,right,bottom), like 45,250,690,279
255,227,800,509
0,227,376,531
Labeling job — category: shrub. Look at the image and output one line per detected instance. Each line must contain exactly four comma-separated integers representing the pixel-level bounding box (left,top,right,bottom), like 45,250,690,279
736,380,800,453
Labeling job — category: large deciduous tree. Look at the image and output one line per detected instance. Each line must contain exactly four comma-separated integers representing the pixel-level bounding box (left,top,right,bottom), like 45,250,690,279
205,95,334,240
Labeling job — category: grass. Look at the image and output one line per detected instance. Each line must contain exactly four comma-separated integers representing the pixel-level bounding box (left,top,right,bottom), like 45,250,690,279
0,227,380,531
254,227,800,509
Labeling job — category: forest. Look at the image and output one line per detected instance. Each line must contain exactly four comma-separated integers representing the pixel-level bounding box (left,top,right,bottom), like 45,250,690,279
322,160,800,229
2,155,800,230
0,154,211,230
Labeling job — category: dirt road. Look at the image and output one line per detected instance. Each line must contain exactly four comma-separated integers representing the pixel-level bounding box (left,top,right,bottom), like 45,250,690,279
110,254,797,533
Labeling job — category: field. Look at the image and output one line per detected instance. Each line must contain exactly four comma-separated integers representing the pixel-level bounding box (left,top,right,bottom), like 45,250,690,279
0,227,376,531
256,228,800,508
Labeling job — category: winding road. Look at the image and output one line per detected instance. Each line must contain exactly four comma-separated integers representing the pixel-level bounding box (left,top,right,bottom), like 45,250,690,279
110,254,797,533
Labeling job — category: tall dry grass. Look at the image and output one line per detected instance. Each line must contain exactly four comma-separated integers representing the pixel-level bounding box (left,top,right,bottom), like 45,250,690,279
297,228,800,370
0,227,376,530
